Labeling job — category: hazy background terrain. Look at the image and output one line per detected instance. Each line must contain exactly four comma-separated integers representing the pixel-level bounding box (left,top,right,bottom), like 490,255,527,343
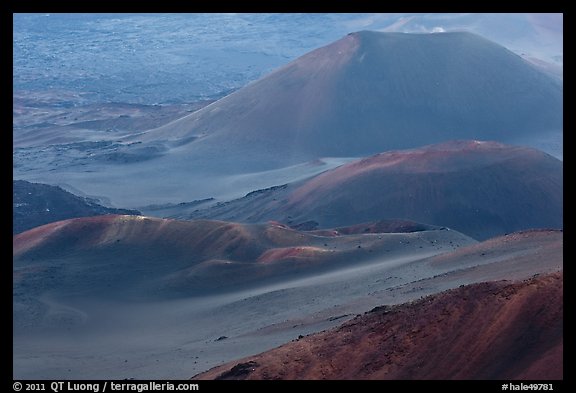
13,13,563,210
14,13,562,106
13,13,563,380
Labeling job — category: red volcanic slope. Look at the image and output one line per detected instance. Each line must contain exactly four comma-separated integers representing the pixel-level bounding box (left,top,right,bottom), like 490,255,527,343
194,271,563,380
195,140,562,240
15,31,562,210
136,31,562,170
13,215,474,298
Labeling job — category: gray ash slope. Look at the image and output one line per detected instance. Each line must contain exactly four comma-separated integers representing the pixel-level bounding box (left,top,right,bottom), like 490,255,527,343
138,31,562,170
13,180,140,234
13,31,563,208
184,141,563,241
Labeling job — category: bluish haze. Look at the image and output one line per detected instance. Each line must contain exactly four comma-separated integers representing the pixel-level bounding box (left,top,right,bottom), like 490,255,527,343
13,13,564,380
13,13,562,104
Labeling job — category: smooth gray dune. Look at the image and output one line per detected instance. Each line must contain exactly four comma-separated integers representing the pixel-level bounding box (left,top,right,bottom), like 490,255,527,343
13,226,562,379
13,31,563,208
184,141,563,240
137,31,562,170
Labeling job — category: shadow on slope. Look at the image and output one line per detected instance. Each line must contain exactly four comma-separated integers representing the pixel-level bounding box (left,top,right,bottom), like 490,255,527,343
186,141,563,240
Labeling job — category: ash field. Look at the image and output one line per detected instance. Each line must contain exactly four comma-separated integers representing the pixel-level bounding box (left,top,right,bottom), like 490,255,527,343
13,13,563,380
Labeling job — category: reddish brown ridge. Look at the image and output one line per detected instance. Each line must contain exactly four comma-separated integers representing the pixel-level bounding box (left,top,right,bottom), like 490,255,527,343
195,271,563,380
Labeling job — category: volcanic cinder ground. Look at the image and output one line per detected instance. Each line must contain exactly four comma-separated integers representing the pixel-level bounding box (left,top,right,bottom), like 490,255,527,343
196,271,563,380
13,180,140,235
13,26,563,381
184,140,563,240
13,216,562,379
13,31,563,208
